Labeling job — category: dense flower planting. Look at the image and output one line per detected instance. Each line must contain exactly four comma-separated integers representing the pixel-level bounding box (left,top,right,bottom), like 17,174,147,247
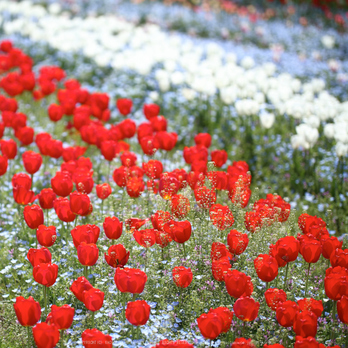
0,37,347,348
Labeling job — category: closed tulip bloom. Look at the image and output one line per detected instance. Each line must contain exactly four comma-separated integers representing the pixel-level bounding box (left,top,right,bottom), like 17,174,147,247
134,229,156,248
294,336,322,348
12,172,32,190
117,98,133,116
0,155,8,176
32,323,60,348
170,194,190,219
275,236,300,263
13,185,35,205
33,262,58,287
300,239,321,264
36,225,57,247
197,311,224,340
24,204,44,230
265,288,287,311
293,310,318,337
324,266,348,300
321,236,343,260
96,183,112,200
27,247,52,267
114,267,147,294
77,243,99,266
70,276,93,302
71,224,100,248
227,230,249,255
211,150,227,167
13,296,41,327
53,197,76,223
48,103,64,122
263,345,285,348
1,138,17,159
152,339,194,348
70,191,91,216
330,248,348,268
143,160,163,179
126,177,145,198
172,266,193,288
254,254,279,282
82,287,104,311
46,304,75,330
211,242,232,261
194,133,211,148
208,307,233,333
231,338,257,348
126,300,151,326
22,151,42,174
159,174,180,200
103,217,123,240
276,301,299,327
209,204,234,231
212,257,232,282
104,244,129,268
337,295,348,324
143,103,160,120
297,298,323,317
51,171,73,197
234,297,259,322
155,229,172,248
38,188,56,210
82,328,113,348
163,220,192,244
224,269,248,298
151,210,172,231
194,186,216,209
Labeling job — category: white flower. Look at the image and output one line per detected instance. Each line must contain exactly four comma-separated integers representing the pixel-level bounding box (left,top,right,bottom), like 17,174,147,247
48,3,61,15
321,35,335,49
240,56,255,69
259,112,275,129
304,116,320,129
220,87,237,105
336,142,348,157
181,88,196,101
149,91,159,101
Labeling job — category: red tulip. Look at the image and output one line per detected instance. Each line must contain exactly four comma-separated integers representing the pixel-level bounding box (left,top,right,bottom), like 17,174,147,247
194,186,216,209
143,103,160,120
210,242,232,261
300,239,321,263
330,248,348,268
293,310,318,337
51,171,73,197
297,298,323,317
337,295,348,324
53,197,76,223
276,300,299,327
151,210,172,231
104,244,129,268
1,139,17,159
27,247,52,267
212,257,232,281
32,322,60,348
24,204,44,229
208,307,233,333
209,204,234,231
12,172,32,189
172,266,193,288
170,194,190,219
118,119,136,139
33,262,58,287
134,229,156,248
13,185,35,205
13,296,41,327
264,288,287,311
211,149,227,167
48,103,64,122
96,183,112,200
233,297,259,322
38,188,56,210
224,269,248,298
194,133,211,148
324,266,348,300
70,276,93,302
227,230,249,255
263,345,285,348
197,311,223,340
46,304,75,330
77,242,99,266
125,300,151,326
114,267,147,294
275,236,300,263
231,338,257,348
22,151,42,174
155,229,172,248
321,236,343,260
151,340,193,348
126,177,145,198
158,173,180,200
36,225,57,247
163,220,191,244
103,217,123,240
0,155,8,176
82,328,112,348
294,336,322,348
117,98,132,116
82,287,104,311
254,254,278,282
70,191,91,216
142,160,163,179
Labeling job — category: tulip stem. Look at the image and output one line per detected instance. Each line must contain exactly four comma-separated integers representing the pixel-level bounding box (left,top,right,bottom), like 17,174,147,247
284,262,289,290
43,285,47,318
183,243,186,259
304,263,311,297
45,209,49,225
266,282,270,291
242,320,246,337
331,301,336,344
27,326,31,347
60,330,64,347
101,200,104,217
91,311,95,329
84,266,88,279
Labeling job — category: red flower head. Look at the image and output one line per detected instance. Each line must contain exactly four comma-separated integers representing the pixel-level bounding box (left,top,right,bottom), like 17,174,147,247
224,269,248,298
298,214,327,240
337,295,348,324
118,119,137,139
154,131,177,151
77,242,99,266
197,311,223,340
324,266,348,300
321,236,343,260
15,126,34,145
73,169,94,194
38,188,56,210
159,173,180,200
293,310,318,337
211,242,232,261
103,217,123,240
163,220,192,244
24,204,44,230
151,210,172,231
170,194,190,219
70,276,93,302
211,150,228,167
126,177,145,198
264,288,287,311
126,300,151,326
194,133,211,148
194,186,216,209
82,329,112,348
227,230,249,256
231,338,257,348
234,297,260,322
208,307,233,333
155,229,172,248
48,103,64,122
117,98,133,116
263,345,285,348
13,185,35,205
96,183,112,200
71,224,100,248
254,254,279,282
100,140,119,161
172,266,193,288
104,244,129,268
53,197,76,223
207,171,228,191
121,151,137,167
114,267,147,294
134,229,156,248
275,236,300,263
36,225,57,247
140,135,157,156
151,340,194,348
1,139,17,159
125,218,148,233
276,300,299,327
70,191,91,216
300,239,321,264
27,247,52,267
32,322,60,348
294,336,321,348
13,296,41,327
142,160,163,179
0,155,8,176
51,171,73,197
82,287,104,311
12,172,32,189
46,304,75,330
143,103,160,120
209,204,234,230
297,298,323,317
33,262,59,287
330,248,348,268
212,257,232,281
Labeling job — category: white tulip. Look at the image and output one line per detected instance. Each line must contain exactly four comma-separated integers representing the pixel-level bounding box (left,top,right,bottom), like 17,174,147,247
260,112,275,129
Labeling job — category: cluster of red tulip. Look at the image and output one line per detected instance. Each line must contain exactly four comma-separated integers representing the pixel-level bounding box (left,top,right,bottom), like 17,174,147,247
1,39,347,348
